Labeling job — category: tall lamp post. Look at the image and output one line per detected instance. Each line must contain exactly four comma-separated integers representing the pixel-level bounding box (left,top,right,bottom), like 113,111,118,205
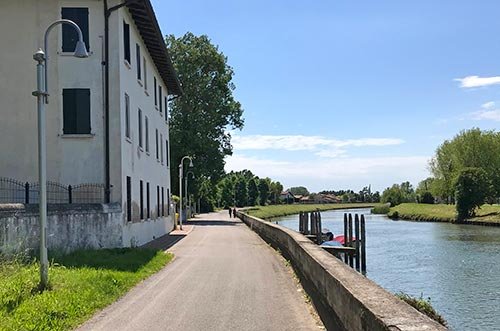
185,171,195,219
178,156,193,230
32,19,88,289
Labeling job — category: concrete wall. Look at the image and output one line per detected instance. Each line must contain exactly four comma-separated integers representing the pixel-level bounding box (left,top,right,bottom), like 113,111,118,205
0,203,123,255
237,211,448,331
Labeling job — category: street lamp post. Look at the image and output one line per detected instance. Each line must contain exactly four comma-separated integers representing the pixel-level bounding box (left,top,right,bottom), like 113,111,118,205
32,19,88,289
185,171,195,219
178,156,193,230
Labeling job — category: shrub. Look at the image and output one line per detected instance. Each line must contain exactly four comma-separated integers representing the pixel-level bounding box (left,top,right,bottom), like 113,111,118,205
371,205,390,214
420,191,434,204
396,293,447,327
454,167,493,221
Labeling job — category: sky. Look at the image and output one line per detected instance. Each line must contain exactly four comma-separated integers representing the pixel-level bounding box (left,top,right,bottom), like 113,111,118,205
151,0,500,193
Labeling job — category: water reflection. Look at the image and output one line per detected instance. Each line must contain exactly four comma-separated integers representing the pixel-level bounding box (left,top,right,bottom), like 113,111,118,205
275,208,500,331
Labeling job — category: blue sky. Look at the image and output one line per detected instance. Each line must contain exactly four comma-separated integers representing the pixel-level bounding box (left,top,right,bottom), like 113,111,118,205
152,0,500,192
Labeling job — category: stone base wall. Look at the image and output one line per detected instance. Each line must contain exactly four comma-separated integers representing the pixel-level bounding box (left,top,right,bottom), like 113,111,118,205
1,203,123,255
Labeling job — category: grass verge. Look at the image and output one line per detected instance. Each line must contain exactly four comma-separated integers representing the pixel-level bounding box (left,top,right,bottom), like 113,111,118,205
0,248,173,331
387,203,500,224
246,203,380,219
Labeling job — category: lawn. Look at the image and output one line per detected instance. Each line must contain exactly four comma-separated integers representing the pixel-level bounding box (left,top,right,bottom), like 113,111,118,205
388,203,500,223
246,203,380,219
0,248,173,331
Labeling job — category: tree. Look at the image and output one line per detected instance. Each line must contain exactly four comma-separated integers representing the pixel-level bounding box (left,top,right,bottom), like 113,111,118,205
269,181,283,204
166,33,244,196
430,128,500,202
234,177,248,207
288,186,309,196
247,178,259,206
381,182,416,206
455,168,493,221
258,178,270,205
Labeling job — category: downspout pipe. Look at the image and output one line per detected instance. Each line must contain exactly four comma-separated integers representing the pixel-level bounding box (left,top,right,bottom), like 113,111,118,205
103,0,131,203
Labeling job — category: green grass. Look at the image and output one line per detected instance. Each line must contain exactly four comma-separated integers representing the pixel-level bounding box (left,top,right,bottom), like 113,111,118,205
388,203,500,223
396,293,447,327
0,248,173,331
246,203,380,219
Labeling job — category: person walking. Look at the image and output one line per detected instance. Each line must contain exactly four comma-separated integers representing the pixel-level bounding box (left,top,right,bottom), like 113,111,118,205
232,207,237,218
228,208,232,218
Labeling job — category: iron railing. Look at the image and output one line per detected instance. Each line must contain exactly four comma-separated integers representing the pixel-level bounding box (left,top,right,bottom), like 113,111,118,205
0,177,105,204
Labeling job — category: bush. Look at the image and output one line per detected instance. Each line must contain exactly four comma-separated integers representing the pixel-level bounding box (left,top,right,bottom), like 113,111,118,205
420,191,434,204
454,167,493,221
371,205,390,214
396,293,447,327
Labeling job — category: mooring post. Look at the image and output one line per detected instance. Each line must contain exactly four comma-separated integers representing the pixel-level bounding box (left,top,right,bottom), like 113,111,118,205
299,212,303,233
348,214,354,267
343,213,348,263
311,212,316,235
316,212,322,245
355,214,360,271
361,215,367,275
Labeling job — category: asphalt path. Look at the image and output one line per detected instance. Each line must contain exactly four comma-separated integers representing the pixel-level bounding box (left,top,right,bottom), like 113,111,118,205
78,210,322,331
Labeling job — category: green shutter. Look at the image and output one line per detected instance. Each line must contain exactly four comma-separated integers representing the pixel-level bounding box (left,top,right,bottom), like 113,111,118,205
63,89,77,134
76,89,91,134
62,8,89,52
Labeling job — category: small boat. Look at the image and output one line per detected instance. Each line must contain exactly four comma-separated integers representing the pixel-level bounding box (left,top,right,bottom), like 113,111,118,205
332,235,356,246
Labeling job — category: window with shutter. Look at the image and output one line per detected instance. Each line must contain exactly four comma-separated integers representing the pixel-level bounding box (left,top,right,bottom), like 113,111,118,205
63,88,91,134
62,7,89,52
159,86,163,113
136,44,141,80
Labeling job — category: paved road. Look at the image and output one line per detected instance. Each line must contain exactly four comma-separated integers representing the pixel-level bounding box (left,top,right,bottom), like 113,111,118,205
78,211,322,331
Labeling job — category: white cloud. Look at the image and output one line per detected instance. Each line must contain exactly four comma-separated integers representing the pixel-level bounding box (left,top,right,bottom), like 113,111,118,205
455,75,500,88
481,101,495,110
471,110,500,121
231,135,404,158
225,154,430,192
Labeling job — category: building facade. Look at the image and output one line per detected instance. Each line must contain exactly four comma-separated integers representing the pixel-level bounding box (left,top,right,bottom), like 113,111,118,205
0,0,182,246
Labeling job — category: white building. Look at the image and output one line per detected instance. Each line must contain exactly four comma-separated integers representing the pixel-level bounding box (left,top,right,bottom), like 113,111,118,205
0,0,182,246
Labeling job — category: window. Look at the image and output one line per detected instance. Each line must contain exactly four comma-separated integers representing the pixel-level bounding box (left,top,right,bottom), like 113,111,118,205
157,185,160,218
167,188,170,216
140,180,144,220
123,21,130,63
126,176,131,222
166,139,169,167
155,129,159,160
145,116,149,152
63,88,91,134
143,58,148,91
161,187,165,216
159,86,163,114
62,7,89,52
138,109,143,148
164,97,168,122
160,134,164,164
125,93,130,138
146,182,150,219
136,44,141,80
154,77,157,106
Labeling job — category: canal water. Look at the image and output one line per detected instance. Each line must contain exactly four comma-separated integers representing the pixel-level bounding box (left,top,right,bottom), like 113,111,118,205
275,208,500,331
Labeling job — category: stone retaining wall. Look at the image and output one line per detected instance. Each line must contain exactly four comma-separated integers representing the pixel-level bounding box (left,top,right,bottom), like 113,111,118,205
237,211,447,331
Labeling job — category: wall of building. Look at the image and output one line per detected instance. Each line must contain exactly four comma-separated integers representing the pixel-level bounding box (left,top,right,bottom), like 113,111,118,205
236,211,447,331
0,203,123,255
0,0,105,185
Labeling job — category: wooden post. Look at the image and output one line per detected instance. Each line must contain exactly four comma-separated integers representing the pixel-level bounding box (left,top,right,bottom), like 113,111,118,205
299,212,303,233
348,214,353,267
310,212,316,235
343,213,348,263
304,212,309,234
355,214,360,271
316,212,322,245
361,215,367,275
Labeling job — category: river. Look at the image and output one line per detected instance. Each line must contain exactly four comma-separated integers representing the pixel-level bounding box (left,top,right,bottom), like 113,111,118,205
275,208,500,331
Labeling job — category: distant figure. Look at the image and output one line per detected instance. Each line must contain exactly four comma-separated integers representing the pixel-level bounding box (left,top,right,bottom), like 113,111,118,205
228,208,232,218
232,207,237,218
325,232,334,241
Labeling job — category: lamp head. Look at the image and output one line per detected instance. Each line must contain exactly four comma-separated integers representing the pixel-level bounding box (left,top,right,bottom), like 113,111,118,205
189,159,194,168
74,40,89,58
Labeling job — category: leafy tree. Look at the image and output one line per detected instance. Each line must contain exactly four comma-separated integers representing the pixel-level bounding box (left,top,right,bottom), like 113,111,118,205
381,182,416,206
420,192,435,204
166,33,244,195
288,186,309,196
198,176,216,212
269,181,283,204
258,178,270,205
247,178,259,206
455,168,493,221
430,128,500,202
234,177,248,207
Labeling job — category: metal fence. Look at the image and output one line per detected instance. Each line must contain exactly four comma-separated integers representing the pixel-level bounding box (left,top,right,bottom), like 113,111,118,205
0,177,105,204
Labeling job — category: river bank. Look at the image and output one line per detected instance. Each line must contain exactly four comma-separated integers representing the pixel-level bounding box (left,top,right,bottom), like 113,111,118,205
387,203,500,225
246,203,380,219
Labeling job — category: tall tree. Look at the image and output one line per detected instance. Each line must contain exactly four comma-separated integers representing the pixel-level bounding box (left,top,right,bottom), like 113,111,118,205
166,33,244,195
247,178,259,206
235,177,248,207
258,178,270,205
288,186,309,196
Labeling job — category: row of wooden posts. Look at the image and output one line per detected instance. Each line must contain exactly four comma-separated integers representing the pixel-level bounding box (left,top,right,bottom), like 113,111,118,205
298,211,367,275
